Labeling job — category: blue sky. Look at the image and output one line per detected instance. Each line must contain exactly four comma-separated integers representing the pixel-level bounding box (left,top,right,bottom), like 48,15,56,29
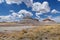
0,0,60,22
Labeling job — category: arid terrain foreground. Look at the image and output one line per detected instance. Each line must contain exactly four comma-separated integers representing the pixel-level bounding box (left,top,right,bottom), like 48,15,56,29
0,24,60,40
0,17,60,40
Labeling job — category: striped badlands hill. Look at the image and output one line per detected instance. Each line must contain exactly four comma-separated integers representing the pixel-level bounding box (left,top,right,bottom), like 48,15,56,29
0,17,57,26
41,18,56,25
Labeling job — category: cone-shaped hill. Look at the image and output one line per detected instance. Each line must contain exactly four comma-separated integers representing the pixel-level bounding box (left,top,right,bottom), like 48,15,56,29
19,17,41,26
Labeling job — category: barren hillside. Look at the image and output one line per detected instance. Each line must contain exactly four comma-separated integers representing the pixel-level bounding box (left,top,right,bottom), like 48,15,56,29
0,17,57,26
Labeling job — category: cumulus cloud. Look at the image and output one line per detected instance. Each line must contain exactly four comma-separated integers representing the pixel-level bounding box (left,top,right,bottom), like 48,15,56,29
18,10,33,17
5,0,33,7
11,12,18,17
32,1,50,19
32,2,41,12
12,10,33,21
0,15,12,22
32,1,50,13
41,1,50,13
51,9,60,14
0,10,33,22
0,15,20,22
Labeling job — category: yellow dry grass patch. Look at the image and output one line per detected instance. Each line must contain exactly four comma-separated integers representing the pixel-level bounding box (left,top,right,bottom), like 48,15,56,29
0,24,60,40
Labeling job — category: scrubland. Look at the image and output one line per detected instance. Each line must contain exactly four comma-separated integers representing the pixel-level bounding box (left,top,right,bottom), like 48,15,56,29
0,24,60,40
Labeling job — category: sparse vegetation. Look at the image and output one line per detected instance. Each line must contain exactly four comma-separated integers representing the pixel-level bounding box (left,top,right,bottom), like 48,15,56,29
0,25,60,40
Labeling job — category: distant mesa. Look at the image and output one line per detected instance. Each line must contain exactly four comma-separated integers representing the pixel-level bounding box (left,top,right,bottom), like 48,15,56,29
43,18,55,22
42,18,56,25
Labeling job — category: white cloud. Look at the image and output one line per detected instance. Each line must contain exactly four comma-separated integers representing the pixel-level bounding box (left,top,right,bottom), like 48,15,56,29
0,10,33,22
32,1,50,13
18,10,33,17
5,0,22,5
0,0,4,3
10,10,15,12
23,0,33,7
32,1,50,19
11,12,18,17
10,10,24,19
0,13,20,22
51,9,60,14
0,12,17,22
52,16,60,23
5,0,33,7
35,13,42,19
18,14,23,19
58,0,60,1
0,15,12,22
41,1,50,13
32,2,41,12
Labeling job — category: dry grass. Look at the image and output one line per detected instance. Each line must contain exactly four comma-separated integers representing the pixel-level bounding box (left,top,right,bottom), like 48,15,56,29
0,24,60,40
